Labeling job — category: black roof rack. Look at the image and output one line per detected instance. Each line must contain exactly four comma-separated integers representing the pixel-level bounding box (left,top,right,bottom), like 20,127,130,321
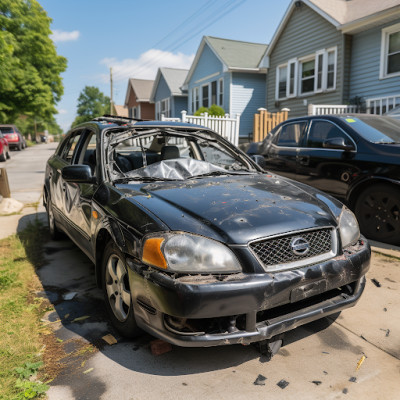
93,115,145,125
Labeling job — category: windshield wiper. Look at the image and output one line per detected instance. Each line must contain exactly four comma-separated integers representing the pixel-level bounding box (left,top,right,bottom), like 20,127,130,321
114,176,174,183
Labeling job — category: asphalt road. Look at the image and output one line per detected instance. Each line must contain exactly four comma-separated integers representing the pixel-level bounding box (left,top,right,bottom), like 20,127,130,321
2,141,400,399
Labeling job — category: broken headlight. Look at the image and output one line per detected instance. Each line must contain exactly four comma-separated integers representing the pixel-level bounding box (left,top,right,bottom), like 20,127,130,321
141,233,242,273
339,207,360,248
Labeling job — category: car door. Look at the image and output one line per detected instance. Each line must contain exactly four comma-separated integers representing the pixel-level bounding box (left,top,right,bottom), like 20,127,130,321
61,129,98,258
295,119,358,201
264,120,308,181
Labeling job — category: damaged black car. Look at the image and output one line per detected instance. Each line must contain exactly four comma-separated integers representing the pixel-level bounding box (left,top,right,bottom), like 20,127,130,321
44,116,371,351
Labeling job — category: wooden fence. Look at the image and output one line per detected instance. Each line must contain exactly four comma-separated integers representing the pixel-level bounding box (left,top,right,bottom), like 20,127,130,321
253,108,289,142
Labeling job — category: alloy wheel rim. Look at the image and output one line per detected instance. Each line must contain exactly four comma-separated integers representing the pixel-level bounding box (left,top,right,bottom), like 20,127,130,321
105,254,131,322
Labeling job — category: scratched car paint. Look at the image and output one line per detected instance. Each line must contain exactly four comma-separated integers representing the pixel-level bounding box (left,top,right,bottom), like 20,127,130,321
43,116,371,352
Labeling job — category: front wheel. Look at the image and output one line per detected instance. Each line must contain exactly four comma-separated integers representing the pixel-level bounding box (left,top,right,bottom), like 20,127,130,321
355,184,400,245
102,241,142,338
6,151,10,159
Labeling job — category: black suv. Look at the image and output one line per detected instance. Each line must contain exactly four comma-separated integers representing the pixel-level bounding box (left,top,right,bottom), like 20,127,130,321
248,114,400,245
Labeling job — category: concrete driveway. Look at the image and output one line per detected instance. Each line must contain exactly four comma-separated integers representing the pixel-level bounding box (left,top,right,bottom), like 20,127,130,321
1,141,399,399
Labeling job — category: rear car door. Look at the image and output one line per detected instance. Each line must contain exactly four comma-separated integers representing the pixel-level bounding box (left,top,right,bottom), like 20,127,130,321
295,119,358,201
264,120,308,180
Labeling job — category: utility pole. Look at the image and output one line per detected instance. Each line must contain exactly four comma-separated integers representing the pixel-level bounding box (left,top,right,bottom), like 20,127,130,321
110,67,113,114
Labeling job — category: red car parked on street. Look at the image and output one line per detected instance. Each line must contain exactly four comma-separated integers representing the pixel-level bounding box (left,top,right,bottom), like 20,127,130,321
0,131,10,162
0,124,25,151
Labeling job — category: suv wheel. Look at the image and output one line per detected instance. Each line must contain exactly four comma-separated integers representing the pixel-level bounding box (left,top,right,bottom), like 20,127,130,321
355,184,400,245
46,198,62,240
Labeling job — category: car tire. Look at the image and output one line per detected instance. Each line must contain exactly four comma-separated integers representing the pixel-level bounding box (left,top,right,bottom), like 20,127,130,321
102,240,142,338
18,143,22,151
46,198,62,240
0,151,5,162
355,184,400,245
6,151,10,159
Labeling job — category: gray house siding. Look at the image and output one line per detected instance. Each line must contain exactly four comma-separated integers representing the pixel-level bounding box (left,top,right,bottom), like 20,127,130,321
173,96,187,117
267,5,344,117
154,75,170,103
231,73,266,136
349,21,400,103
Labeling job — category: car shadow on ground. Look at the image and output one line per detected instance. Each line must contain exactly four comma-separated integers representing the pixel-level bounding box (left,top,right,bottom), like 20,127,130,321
18,212,340,379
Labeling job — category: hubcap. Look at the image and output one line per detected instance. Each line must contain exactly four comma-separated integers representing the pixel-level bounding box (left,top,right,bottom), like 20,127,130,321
105,254,131,322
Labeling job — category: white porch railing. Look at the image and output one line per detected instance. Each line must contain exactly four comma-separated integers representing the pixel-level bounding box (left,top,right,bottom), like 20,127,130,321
161,110,240,146
366,94,400,115
308,104,359,115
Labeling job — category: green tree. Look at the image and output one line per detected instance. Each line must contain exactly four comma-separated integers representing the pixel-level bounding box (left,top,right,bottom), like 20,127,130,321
71,86,110,127
0,0,67,122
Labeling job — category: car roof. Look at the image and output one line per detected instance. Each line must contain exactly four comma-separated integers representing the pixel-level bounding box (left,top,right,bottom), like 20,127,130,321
282,113,392,124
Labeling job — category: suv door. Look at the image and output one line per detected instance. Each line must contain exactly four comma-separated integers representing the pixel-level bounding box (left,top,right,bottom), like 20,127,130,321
295,119,358,201
264,121,308,180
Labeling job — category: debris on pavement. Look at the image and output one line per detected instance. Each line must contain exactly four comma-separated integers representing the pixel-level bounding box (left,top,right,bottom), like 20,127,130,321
380,328,390,337
349,377,357,383
371,278,381,287
311,381,322,386
277,379,289,389
150,339,172,356
83,368,94,374
356,355,366,371
343,388,349,394
71,315,90,323
383,308,387,312
253,374,267,386
102,334,118,345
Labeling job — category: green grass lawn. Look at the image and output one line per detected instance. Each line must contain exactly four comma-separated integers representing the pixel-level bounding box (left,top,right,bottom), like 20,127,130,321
0,221,50,400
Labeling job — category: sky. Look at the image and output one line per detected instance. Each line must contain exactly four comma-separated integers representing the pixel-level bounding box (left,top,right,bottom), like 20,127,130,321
39,0,292,132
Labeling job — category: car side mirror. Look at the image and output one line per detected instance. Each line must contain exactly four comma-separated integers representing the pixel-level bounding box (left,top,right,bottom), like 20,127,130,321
62,165,96,184
323,137,354,151
250,154,266,169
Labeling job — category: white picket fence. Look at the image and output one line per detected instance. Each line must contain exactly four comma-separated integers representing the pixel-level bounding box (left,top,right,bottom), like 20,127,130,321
308,104,359,115
161,110,240,146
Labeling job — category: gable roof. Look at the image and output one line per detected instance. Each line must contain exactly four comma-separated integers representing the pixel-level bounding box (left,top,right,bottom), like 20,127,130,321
150,67,188,102
260,0,400,67
183,36,268,87
124,78,154,106
112,104,128,117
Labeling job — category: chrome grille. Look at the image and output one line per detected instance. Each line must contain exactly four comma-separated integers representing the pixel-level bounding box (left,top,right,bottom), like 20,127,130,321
249,228,334,270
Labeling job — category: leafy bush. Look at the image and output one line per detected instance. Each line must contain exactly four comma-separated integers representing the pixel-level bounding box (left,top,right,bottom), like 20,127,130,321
194,104,225,117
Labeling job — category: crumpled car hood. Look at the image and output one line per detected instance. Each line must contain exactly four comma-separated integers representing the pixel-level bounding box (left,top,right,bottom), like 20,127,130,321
117,174,342,244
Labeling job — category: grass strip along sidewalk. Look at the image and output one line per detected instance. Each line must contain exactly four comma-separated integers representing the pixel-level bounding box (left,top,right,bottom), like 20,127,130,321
0,220,50,400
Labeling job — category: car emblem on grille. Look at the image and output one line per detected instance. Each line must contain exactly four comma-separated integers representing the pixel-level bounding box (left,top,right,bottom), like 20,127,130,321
290,237,310,256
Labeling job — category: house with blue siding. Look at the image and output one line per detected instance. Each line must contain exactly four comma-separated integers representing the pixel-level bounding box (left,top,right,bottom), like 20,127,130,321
260,0,400,117
182,36,268,137
150,67,188,119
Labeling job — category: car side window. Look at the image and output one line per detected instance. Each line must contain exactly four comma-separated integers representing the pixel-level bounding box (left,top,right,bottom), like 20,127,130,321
276,122,306,147
307,121,352,148
60,131,84,163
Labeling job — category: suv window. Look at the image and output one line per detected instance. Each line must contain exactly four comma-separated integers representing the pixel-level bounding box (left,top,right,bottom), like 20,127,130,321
276,122,307,147
307,121,353,148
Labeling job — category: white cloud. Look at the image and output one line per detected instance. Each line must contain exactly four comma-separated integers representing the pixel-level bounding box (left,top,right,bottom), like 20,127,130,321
100,49,195,82
57,108,68,115
51,30,80,43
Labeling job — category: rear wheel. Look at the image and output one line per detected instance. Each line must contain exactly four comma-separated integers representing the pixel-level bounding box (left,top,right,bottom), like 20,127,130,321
17,143,22,151
355,184,400,245
0,151,5,162
6,150,10,159
102,241,142,338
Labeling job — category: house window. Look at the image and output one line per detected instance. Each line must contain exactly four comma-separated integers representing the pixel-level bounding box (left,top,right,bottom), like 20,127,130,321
277,65,287,99
275,47,337,99
219,78,223,106
191,87,200,113
300,58,315,94
202,84,209,108
155,101,161,120
161,98,170,118
132,106,140,119
380,23,400,78
211,81,217,105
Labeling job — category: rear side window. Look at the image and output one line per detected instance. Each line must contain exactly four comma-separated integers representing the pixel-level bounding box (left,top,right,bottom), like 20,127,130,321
307,121,353,148
276,122,307,147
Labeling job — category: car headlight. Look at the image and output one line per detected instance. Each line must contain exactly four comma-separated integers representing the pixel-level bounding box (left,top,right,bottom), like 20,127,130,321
142,233,242,273
339,207,360,248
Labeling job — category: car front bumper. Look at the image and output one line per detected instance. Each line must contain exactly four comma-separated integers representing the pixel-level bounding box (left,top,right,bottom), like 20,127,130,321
126,239,370,347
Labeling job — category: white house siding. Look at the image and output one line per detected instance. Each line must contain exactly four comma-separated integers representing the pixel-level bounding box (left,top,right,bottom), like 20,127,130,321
349,21,400,104
266,4,344,117
231,73,266,136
